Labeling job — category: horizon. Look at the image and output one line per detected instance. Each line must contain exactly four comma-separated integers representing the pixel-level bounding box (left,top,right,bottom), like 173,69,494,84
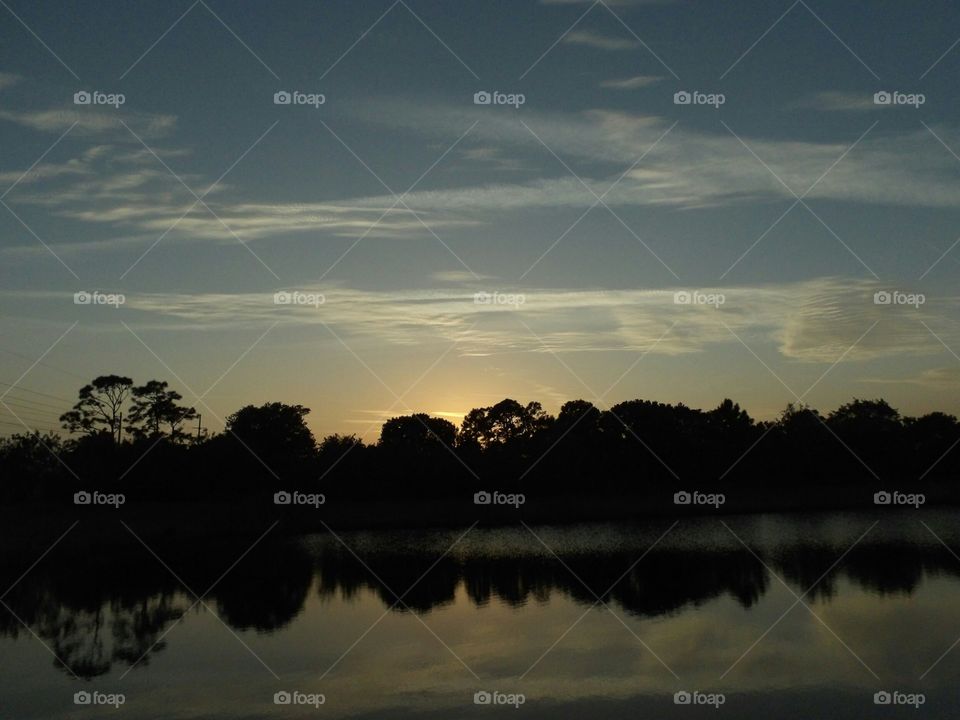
13,371,957,446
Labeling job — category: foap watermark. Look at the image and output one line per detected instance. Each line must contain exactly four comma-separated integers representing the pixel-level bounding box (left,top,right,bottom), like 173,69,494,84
674,690,725,708
473,90,525,108
674,90,725,108
74,90,125,108
873,290,924,308
474,690,525,708
474,291,525,308
674,490,725,509
874,490,925,509
74,490,125,509
74,290,125,308
474,490,525,508
274,90,325,108
74,691,125,708
874,690,925,709
874,91,925,108
274,490,325,508
274,691,325,708
274,290,325,308
674,290,725,308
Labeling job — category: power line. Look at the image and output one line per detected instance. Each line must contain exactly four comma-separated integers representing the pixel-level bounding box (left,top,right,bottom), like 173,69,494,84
0,393,67,413
0,405,62,423
0,418,60,434
1,405,64,422
0,346,88,381
0,380,74,404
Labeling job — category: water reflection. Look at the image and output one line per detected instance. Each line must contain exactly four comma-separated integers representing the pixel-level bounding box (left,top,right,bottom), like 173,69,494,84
2,513,959,680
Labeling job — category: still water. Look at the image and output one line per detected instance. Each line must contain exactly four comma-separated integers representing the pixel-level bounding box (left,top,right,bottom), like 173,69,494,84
2,509,960,718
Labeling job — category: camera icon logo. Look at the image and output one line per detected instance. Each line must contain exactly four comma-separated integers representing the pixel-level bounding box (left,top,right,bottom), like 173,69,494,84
474,91,492,105
274,91,292,105
874,691,891,705
674,690,691,704
73,91,91,105
273,291,292,305
474,491,491,505
873,290,892,305
474,691,492,704
674,90,691,105
673,491,691,505
873,91,892,105
74,490,92,505
74,291,92,305
73,691,92,705
274,691,292,704
673,290,691,305
873,491,891,505
274,491,292,505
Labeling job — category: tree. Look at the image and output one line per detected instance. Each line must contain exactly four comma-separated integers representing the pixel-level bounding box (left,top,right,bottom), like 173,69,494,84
128,380,196,442
778,402,822,433
459,399,553,448
0,432,66,501
556,400,600,434
225,403,316,482
708,399,754,435
60,375,133,443
379,414,457,451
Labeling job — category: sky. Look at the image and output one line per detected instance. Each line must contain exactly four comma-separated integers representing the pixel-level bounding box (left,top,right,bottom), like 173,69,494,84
0,0,959,441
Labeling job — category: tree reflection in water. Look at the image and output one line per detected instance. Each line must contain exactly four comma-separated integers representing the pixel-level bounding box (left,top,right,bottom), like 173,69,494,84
1,527,956,679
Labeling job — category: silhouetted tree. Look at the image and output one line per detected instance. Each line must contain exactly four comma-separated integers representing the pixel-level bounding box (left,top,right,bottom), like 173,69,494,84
380,414,457,450
0,432,66,501
827,399,905,481
459,399,552,448
828,398,901,435
225,402,316,485
59,375,133,443
128,380,197,442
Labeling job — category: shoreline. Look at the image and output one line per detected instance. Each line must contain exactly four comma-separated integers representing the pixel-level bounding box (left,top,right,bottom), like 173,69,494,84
1,484,955,557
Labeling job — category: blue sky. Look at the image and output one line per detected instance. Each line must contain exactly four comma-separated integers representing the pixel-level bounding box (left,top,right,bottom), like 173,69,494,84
1,0,959,440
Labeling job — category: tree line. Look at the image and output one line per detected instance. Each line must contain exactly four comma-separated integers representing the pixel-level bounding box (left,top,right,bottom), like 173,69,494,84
0,374,957,504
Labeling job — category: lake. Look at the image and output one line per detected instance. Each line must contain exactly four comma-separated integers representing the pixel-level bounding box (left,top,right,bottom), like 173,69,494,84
2,509,959,718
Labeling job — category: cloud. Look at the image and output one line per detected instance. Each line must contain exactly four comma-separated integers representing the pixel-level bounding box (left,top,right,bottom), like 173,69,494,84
459,145,524,171
23,277,949,365
1,139,477,249
0,107,176,136
0,72,21,90
863,366,960,389
351,99,960,211
562,30,636,51
432,270,495,283
795,91,882,112
600,75,663,89
10,99,960,255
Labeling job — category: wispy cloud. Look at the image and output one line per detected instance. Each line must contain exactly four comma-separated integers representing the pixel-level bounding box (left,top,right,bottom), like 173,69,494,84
0,72,22,90
353,100,960,210
562,30,636,51
0,107,176,136
795,91,881,112
432,270,495,283
8,100,960,255
863,366,960,389
12,278,949,365
600,75,663,89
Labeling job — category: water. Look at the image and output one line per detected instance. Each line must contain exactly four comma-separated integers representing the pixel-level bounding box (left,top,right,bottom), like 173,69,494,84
2,509,960,717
